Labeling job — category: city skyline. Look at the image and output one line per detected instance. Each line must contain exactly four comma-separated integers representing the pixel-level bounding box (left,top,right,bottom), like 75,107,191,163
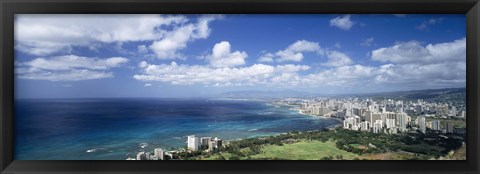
124,94,466,160
14,14,466,98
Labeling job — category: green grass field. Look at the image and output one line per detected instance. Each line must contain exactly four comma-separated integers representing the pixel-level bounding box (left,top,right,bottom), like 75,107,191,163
252,140,358,160
203,140,358,160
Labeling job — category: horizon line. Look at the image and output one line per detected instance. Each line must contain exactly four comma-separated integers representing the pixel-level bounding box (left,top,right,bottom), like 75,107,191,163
15,86,466,100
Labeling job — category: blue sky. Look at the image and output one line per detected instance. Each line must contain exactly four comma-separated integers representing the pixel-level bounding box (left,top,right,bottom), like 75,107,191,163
14,14,466,98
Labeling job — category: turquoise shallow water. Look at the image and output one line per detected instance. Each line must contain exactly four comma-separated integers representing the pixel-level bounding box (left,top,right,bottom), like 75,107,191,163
15,98,341,160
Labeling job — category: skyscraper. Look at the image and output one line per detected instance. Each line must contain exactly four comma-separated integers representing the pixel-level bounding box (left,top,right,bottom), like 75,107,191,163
386,118,396,129
372,113,382,123
446,122,454,133
187,135,199,151
373,120,383,133
365,110,373,123
418,116,426,133
397,113,408,132
360,121,370,131
450,106,457,117
200,137,212,147
136,152,146,160
432,120,441,131
214,137,222,148
154,148,164,160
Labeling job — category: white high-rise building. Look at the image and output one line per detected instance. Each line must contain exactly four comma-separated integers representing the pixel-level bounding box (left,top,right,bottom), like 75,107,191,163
346,108,352,117
343,117,356,130
208,140,217,151
397,113,408,132
386,118,396,129
418,116,426,133
343,116,359,130
318,107,331,116
208,137,223,151
136,152,146,160
432,120,441,131
154,148,164,160
200,137,212,147
450,106,457,116
365,110,373,123
373,120,383,133
187,135,199,151
372,113,382,123
360,121,370,131
354,115,361,125
312,105,320,115
213,137,222,148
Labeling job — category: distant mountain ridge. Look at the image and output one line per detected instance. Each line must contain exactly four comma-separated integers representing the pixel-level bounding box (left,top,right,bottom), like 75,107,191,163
217,90,317,98
356,87,466,102
216,87,466,101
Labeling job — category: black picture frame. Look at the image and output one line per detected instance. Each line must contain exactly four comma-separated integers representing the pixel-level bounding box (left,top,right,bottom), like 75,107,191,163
1,0,479,173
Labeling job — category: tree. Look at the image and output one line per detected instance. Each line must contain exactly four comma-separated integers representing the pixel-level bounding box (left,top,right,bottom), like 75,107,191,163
229,155,241,160
215,155,226,160
321,156,333,160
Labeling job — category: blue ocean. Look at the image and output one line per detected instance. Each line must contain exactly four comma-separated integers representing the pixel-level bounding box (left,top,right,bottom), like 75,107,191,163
14,98,341,160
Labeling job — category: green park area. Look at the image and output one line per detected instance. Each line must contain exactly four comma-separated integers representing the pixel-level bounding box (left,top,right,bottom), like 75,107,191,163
203,140,358,160
179,127,465,160
249,140,358,160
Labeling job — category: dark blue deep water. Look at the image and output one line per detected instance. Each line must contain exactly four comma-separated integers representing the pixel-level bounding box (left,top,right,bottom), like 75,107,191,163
15,98,341,160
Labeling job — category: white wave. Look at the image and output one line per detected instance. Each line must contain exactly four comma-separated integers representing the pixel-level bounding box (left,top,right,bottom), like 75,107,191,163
139,143,148,148
86,147,106,153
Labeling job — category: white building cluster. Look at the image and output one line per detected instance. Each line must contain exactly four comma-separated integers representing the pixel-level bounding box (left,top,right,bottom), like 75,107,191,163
301,101,333,116
343,109,411,134
299,97,463,135
187,135,223,151
128,148,170,160
128,135,224,160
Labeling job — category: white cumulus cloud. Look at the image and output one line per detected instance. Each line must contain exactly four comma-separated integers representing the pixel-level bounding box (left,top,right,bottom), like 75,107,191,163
330,15,355,30
16,55,128,81
133,61,310,87
371,38,465,64
369,38,466,89
323,51,353,67
258,40,352,67
133,38,465,91
257,53,274,63
149,16,218,59
258,40,322,62
15,14,220,58
206,41,248,68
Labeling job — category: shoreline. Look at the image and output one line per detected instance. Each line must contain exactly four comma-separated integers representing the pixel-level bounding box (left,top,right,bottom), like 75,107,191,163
126,102,343,159
295,107,343,123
